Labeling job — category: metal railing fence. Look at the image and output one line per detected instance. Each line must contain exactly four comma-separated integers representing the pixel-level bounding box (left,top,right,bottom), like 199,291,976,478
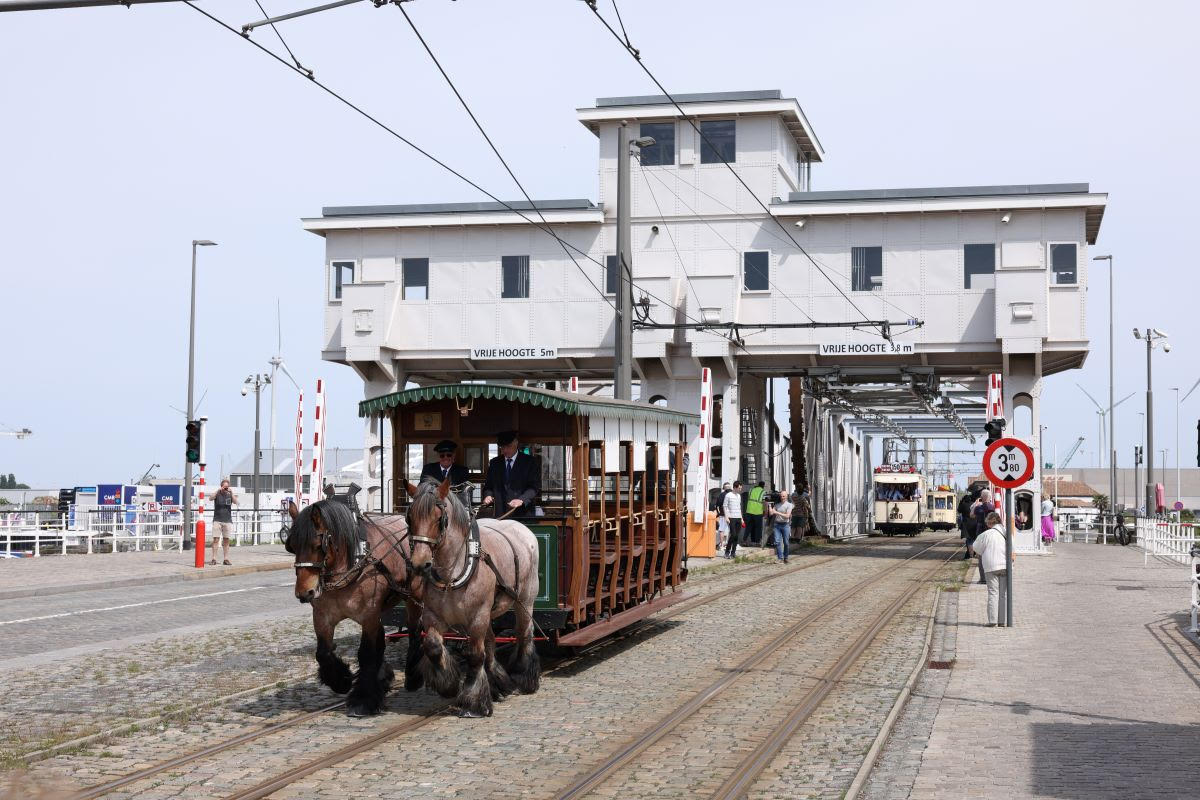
1,507,289,557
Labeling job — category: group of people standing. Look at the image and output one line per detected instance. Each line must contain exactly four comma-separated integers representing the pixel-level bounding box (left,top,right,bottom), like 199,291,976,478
714,481,810,564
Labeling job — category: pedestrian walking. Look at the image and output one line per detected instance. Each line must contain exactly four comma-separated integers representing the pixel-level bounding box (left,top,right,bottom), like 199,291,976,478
969,489,995,583
744,481,766,545
715,481,732,554
210,479,236,566
971,511,1013,626
957,491,976,554
1040,496,1056,544
722,481,744,559
770,493,794,563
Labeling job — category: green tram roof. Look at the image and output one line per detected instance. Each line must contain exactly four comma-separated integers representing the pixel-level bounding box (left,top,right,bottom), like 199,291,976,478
359,384,699,426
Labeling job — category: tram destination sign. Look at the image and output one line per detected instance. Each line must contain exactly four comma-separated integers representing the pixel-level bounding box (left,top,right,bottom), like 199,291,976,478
470,346,558,360
819,342,914,356
982,437,1035,489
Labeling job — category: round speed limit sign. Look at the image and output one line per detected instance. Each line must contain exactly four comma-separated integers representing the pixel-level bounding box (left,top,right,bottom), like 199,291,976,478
982,437,1035,489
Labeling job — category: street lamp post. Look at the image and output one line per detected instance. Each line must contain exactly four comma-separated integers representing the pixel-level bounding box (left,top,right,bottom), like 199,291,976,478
185,239,217,545
243,373,271,534
1093,255,1116,523
1172,386,1181,507
1134,328,1170,515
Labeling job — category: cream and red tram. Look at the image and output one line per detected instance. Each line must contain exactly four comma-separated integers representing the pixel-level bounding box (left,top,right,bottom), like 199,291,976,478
925,485,957,531
360,384,695,648
872,464,928,536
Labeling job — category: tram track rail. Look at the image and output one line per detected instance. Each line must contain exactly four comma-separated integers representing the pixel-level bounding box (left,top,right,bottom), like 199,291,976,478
552,537,959,800
64,536,927,800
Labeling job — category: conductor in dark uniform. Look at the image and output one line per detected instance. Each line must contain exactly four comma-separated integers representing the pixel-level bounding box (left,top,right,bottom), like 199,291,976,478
482,430,540,517
420,440,469,485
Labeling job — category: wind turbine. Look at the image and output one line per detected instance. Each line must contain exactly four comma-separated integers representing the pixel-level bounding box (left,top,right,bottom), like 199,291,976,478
268,299,301,491
1182,376,1200,404
1076,384,1134,467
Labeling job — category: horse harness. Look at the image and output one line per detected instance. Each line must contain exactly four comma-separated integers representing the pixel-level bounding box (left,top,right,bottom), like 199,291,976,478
292,515,415,599
409,497,525,608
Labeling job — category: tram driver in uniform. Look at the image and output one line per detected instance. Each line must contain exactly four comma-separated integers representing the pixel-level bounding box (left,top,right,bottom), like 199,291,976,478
420,439,469,486
482,430,540,517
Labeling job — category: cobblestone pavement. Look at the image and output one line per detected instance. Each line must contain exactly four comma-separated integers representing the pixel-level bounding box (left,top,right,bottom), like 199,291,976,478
865,541,1200,799
0,544,293,599
581,547,959,800
0,536,950,799
860,583,962,800
266,538,953,800
0,538,866,796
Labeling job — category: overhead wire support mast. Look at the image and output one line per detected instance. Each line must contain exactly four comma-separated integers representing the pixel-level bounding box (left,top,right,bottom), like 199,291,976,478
584,0,894,341
241,0,370,35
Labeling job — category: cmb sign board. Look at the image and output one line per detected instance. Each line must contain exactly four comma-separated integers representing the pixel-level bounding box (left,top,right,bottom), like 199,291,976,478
470,346,558,360
818,342,914,356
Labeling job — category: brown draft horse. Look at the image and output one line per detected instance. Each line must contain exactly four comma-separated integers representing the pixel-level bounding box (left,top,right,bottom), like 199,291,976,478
285,498,423,716
405,478,541,718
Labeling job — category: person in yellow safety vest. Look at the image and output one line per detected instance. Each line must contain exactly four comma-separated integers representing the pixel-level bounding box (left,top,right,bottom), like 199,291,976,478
744,481,766,545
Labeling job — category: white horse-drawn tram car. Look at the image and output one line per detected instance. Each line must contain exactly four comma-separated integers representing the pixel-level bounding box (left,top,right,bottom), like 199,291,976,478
361,384,695,649
872,464,928,536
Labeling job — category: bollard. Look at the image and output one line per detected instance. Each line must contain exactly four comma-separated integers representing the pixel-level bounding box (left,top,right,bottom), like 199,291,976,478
194,465,206,568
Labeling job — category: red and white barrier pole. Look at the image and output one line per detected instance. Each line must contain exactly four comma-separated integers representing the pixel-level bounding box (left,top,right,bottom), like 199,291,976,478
294,390,304,503
309,379,326,504
195,463,206,568
693,367,712,524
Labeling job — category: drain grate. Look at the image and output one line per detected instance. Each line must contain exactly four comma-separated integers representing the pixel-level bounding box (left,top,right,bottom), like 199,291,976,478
927,659,955,669
1115,586,1145,591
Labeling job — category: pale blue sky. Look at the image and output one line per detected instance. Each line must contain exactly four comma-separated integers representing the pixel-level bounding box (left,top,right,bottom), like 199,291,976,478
1,0,1197,488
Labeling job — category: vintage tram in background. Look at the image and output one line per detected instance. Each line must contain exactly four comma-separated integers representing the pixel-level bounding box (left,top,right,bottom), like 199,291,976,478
360,384,694,648
872,465,928,536
925,485,957,531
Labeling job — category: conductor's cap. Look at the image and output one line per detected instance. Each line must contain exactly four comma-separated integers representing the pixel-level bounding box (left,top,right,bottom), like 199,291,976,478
433,439,457,454
496,430,518,446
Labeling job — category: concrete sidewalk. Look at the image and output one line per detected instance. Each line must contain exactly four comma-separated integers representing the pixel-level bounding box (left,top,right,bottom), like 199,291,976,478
902,542,1200,799
0,544,293,599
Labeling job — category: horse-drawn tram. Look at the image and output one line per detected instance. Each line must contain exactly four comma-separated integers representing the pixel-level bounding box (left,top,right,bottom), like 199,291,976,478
360,383,696,648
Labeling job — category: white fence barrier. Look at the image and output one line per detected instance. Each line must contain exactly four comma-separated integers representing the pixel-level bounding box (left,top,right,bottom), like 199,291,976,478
1,507,289,557
1136,518,1198,567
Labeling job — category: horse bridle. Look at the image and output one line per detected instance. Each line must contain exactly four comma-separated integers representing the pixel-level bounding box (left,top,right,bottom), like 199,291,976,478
290,518,415,596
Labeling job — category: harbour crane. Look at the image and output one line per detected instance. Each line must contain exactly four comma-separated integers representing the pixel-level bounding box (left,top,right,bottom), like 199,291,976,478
1059,436,1086,468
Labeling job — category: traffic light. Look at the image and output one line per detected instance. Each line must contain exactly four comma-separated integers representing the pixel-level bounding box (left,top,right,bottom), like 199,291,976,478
1135,445,1143,466
185,420,202,464
1195,420,1199,468
984,418,1006,446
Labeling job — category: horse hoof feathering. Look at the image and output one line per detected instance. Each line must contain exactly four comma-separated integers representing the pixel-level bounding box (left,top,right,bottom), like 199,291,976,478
405,477,542,719
285,499,424,717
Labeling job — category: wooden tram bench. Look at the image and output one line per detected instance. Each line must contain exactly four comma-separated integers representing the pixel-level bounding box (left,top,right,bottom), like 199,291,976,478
361,384,696,648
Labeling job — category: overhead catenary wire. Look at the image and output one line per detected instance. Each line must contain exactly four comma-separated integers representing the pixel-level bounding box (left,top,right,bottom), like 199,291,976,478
187,1,748,351
585,0,899,339
394,3,749,350
251,0,313,77
646,161,921,323
181,2,624,308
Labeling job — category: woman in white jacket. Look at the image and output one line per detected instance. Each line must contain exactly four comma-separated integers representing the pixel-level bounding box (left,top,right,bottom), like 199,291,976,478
970,511,1013,626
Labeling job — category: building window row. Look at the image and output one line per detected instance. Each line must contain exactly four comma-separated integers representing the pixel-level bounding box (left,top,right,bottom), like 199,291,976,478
330,241,1079,301
637,119,737,167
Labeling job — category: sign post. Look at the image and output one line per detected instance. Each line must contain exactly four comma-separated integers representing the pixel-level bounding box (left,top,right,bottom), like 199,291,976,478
981,436,1034,627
